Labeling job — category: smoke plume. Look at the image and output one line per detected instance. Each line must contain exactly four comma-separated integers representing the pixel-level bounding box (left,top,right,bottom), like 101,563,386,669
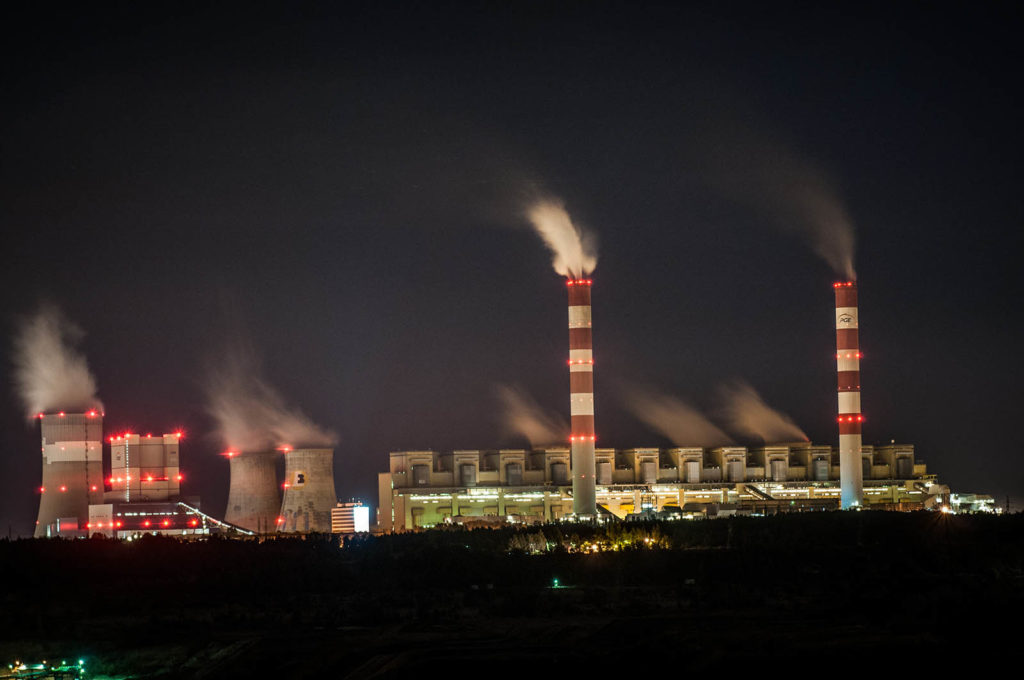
624,386,732,447
702,121,856,280
12,304,103,419
496,384,568,447
526,198,598,278
204,345,337,452
717,381,808,443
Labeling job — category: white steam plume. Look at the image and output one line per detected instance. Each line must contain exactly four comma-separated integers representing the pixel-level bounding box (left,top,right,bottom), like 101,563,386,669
526,198,598,279
204,345,337,452
496,384,568,447
717,381,808,443
624,386,732,447
12,304,103,420
703,124,856,280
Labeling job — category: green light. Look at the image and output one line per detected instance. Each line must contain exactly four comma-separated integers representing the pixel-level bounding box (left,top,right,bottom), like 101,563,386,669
78,659,85,666
552,578,559,588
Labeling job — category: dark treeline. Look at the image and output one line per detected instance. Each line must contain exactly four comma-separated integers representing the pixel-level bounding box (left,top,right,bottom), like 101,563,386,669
2,512,1022,677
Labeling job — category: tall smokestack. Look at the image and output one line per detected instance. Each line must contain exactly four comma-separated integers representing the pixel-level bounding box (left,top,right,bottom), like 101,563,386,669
568,278,597,516
278,447,337,533
525,197,598,517
834,280,864,508
35,410,103,537
224,450,280,533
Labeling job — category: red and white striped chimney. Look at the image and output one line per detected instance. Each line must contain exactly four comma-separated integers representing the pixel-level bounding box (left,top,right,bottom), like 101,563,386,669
834,280,864,508
568,277,597,516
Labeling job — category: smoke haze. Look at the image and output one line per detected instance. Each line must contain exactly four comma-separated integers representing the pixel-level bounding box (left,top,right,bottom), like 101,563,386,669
12,304,103,420
496,384,568,447
526,198,598,279
717,381,808,443
624,386,732,447
701,121,857,280
204,345,337,452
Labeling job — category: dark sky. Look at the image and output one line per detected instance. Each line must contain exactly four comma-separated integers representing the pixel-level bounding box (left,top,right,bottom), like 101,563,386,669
1,2,1021,533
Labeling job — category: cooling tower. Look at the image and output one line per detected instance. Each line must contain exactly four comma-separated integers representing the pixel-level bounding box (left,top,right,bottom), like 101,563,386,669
278,447,337,533
35,411,104,537
835,281,864,508
567,278,597,517
224,450,281,533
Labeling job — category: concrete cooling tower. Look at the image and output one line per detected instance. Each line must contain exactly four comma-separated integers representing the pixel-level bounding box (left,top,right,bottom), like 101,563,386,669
36,411,104,537
278,448,337,533
224,450,281,533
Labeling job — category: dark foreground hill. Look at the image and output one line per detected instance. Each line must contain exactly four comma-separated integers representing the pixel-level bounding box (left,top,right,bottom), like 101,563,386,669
2,512,1022,677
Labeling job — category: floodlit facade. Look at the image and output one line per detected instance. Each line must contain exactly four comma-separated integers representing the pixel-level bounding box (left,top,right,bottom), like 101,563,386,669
377,443,948,531
331,502,371,534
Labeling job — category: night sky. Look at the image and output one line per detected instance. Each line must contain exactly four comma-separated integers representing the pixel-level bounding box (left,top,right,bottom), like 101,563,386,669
2,3,1021,534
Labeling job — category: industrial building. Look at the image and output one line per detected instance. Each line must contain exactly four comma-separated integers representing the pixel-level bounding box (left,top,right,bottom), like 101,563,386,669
87,430,222,538
377,443,948,531
31,409,224,538
373,276,953,532
107,432,183,502
87,501,210,538
331,501,371,534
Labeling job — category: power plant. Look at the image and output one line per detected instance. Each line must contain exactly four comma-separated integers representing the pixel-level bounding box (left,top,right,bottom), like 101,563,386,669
35,411,104,537
374,273,957,529
21,201,980,539
279,447,338,533
378,442,945,530
33,413,218,537
224,450,281,534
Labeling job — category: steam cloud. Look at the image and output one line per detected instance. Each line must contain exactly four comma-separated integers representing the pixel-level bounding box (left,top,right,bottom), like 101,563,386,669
204,345,337,452
717,381,808,443
703,124,856,280
624,387,732,447
496,384,568,447
12,304,103,419
526,198,598,278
